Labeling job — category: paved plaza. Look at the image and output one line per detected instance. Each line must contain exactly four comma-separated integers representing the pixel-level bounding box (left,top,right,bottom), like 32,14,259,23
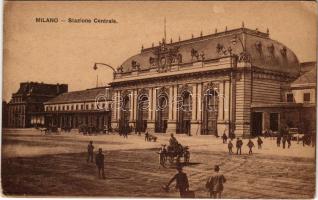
2,129,316,198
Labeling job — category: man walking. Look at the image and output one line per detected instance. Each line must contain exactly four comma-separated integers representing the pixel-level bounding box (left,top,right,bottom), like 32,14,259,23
95,148,105,179
87,141,94,163
247,139,255,155
282,134,287,149
222,132,228,144
206,165,226,198
165,164,190,198
236,138,243,155
228,140,233,154
287,134,292,148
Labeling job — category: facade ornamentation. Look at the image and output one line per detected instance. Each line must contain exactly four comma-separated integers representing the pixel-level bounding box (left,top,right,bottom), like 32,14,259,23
238,51,251,63
204,82,219,92
179,84,193,95
131,60,140,71
280,46,287,57
255,41,263,55
157,87,169,97
216,43,229,56
191,48,200,61
268,43,275,55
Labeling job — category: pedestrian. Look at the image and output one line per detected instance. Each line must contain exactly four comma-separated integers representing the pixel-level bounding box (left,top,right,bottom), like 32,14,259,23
124,125,128,138
277,135,281,147
206,165,226,198
222,132,228,144
87,141,94,163
95,148,105,179
228,140,233,154
257,136,263,149
236,138,243,155
145,131,149,141
158,145,167,168
287,134,291,148
247,139,254,155
282,134,287,149
165,164,190,198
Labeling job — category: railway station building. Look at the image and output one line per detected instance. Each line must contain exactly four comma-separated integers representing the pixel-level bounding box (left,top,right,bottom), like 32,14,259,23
109,26,316,137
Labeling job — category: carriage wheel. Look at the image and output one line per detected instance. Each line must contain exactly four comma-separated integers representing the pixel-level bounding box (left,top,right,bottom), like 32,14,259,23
168,155,174,164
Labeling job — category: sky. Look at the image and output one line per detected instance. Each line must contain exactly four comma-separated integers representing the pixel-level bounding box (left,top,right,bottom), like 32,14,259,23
3,1,317,102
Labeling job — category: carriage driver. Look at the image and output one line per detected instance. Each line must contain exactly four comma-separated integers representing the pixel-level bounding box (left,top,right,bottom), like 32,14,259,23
169,134,179,148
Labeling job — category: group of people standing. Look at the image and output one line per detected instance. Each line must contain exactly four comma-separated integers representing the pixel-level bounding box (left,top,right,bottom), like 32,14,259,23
87,141,106,179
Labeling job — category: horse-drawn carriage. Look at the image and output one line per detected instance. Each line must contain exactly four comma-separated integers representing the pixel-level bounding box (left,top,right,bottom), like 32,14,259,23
165,144,190,164
159,137,190,166
40,125,58,134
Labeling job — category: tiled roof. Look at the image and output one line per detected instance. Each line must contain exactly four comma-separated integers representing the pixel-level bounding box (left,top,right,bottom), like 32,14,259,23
118,27,300,75
45,87,110,104
291,67,316,86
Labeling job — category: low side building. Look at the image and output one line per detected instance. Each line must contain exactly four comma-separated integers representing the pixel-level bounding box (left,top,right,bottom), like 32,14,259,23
252,62,316,135
7,82,68,128
43,87,112,130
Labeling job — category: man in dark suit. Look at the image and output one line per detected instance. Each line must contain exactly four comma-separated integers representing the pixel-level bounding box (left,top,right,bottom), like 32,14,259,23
165,165,189,198
95,148,105,179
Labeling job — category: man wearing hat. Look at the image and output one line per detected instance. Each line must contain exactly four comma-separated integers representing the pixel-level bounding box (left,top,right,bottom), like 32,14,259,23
206,165,226,198
165,164,189,198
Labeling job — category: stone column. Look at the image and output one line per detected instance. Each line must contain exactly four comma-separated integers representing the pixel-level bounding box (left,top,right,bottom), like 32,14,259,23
147,87,156,133
167,85,177,134
191,84,200,135
129,90,134,126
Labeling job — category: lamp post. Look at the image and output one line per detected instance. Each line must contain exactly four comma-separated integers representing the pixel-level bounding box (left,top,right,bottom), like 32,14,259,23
93,62,116,87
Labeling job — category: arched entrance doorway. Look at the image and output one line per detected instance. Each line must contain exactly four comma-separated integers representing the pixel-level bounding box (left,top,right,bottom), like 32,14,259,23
155,92,168,133
136,93,149,132
177,90,192,134
202,88,218,135
119,94,130,133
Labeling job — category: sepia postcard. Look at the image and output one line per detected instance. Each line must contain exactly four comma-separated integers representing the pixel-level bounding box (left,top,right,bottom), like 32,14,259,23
2,1,317,198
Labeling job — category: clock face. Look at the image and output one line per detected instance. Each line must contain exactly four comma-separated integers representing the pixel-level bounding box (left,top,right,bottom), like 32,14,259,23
160,56,166,67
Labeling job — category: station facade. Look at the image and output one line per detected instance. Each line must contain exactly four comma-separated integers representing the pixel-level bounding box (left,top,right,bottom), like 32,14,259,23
109,27,315,137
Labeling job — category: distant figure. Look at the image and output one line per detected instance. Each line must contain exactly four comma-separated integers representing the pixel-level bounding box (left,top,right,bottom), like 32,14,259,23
95,148,105,179
247,139,255,155
222,132,228,144
206,165,226,198
228,140,233,154
145,131,149,141
236,138,243,155
87,141,94,163
158,145,167,168
165,164,189,198
257,137,263,149
277,135,281,147
282,134,287,149
287,134,292,148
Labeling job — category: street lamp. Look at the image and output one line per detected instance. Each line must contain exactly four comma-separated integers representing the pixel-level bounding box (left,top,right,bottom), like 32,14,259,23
93,62,116,87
